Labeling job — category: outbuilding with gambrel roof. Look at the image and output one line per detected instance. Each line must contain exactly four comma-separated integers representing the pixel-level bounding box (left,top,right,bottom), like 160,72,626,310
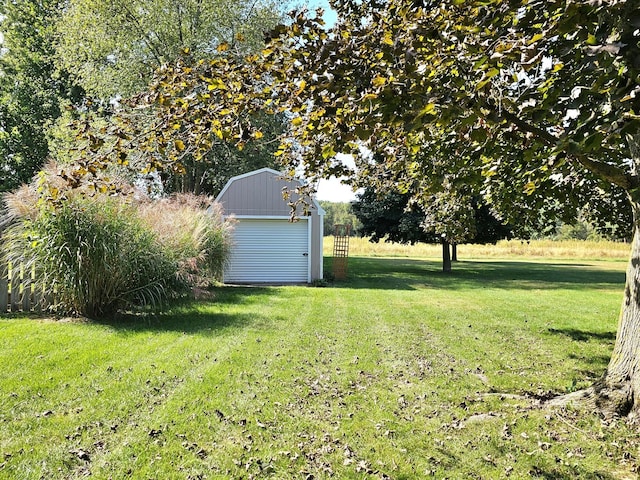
215,168,325,284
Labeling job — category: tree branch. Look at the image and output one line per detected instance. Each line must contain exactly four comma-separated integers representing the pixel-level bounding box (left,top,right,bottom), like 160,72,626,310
119,3,165,67
496,107,637,191
498,108,558,145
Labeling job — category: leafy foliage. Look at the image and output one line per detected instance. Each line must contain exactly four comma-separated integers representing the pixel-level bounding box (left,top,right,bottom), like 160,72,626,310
161,112,287,196
352,186,511,270
0,0,289,197
56,0,290,99
0,0,84,193
58,1,639,226
352,188,439,245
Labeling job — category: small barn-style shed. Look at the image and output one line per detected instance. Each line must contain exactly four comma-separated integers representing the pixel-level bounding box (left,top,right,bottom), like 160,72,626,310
215,168,325,284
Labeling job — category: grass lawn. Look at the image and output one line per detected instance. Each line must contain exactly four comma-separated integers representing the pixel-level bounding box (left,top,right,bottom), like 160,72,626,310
1,242,638,479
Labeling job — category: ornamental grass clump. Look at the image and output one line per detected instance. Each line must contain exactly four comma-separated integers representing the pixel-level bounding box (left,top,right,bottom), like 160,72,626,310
1,177,233,318
137,194,233,288
2,193,179,318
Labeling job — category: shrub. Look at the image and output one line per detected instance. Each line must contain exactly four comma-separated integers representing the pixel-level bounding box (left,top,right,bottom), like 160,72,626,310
1,166,233,318
2,192,180,318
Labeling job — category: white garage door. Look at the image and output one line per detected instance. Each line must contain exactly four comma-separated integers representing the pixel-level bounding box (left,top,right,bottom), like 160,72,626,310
224,218,310,283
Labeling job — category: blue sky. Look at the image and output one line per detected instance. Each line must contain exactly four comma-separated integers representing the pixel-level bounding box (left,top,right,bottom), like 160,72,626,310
307,0,338,27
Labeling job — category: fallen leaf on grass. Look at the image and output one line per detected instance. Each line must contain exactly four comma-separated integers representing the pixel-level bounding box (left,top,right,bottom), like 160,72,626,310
70,449,90,462
355,459,374,474
196,448,207,459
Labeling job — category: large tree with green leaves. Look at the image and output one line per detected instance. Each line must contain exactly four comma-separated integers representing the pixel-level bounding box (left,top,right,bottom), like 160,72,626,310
260,0,640,418
352,186,512,271
56,0,640,418
0,0,83,192
56,0,290,99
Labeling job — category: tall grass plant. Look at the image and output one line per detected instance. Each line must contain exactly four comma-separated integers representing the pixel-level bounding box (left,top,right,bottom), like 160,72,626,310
137,194,233,286
6,194,178,317
1,171,233,318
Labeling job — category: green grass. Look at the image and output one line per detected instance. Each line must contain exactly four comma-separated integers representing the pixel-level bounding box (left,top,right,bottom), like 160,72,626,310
1,255,638,479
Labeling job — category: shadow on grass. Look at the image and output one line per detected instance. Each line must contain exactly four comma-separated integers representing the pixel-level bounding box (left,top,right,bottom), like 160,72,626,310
529,466,617,480
100,286,277,334
92,256,623,332
328,257,625,291
568,357,612,381
547,328,616,343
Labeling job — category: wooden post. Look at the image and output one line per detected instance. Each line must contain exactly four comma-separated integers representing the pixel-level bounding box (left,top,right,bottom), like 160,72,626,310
10,261,20,312
0,257,8,314
33,265,46,313
33,287,42,313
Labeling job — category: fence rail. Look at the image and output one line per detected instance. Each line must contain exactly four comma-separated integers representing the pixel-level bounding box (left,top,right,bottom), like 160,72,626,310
0,258,50,314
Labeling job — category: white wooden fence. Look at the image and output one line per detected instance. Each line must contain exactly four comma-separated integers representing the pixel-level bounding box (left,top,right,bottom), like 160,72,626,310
0,258,50,314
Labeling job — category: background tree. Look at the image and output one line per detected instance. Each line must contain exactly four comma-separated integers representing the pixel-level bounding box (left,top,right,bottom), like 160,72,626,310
56,0,289,99
55,0,291,196
319,201,361,237
0,0,84,192
352,187,511,271
352,188,438,245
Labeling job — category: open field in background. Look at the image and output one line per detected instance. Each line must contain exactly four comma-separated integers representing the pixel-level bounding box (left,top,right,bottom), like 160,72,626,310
324,236,632,261
1,247,638,479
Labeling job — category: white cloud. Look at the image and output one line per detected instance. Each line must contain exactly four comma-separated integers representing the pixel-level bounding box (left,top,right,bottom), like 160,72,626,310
315,176,359,202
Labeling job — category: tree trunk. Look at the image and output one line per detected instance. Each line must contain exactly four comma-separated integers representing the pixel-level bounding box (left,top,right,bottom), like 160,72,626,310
442,238,452,273
549,136,640,419
451,243,458,262
595,195,640,417
550,194,640,419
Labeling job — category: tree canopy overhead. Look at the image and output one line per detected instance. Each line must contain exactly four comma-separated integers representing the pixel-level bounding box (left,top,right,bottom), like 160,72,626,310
269,1,638,213
71,1,638,213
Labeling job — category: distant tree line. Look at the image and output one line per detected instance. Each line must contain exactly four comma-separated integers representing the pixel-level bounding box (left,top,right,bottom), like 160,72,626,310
319,201,362,237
